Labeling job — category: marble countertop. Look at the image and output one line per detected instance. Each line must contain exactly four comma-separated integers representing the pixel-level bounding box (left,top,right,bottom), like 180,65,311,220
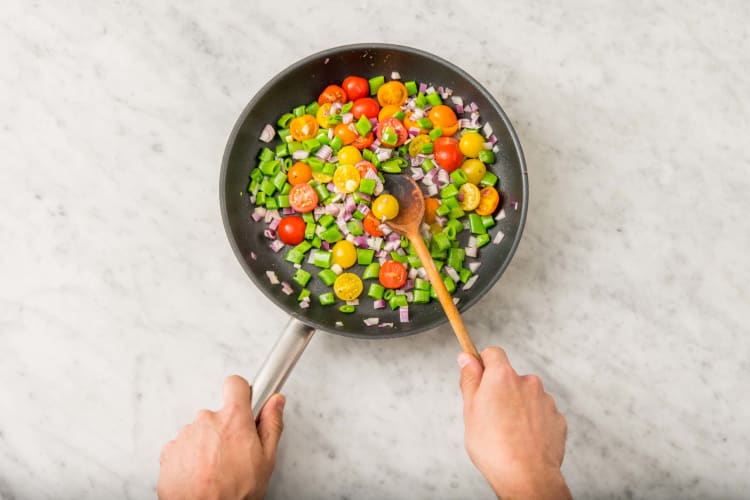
1,1,748,499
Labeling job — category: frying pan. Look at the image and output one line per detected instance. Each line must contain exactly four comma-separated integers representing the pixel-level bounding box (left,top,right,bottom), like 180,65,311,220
220,43,528,417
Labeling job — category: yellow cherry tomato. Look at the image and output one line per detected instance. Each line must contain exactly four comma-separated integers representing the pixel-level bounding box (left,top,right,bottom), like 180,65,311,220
459,183,481,211
337,145,363,165
378,104,401,122
289,114,319,141
371,194,399,221
459,131,485,158
333,272,364,301
460,159,487,185
333,164,361,193
377,81,408,107
316,103,334,128
312,171,332,183
332,240,357,269
408,134,432,157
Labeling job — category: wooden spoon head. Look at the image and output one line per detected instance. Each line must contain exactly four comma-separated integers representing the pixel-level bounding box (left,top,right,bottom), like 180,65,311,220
383,174,425,235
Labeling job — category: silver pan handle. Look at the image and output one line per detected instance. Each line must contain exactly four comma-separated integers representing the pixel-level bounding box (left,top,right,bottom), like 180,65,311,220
251,317,316,419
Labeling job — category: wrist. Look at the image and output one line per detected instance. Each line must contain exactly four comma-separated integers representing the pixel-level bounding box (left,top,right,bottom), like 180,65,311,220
487,465,570,500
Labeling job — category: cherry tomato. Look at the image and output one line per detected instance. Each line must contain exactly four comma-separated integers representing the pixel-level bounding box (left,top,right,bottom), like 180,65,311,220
461,159,487,185
378,104,401,122
377,81,408,107
316,102,334,128
372,194,399,220
334,123,358,145
408,134,432,157
342,76,369,101
459,131,485,158
351,97,380,119
352,131,374,150
333,273,363,301
428,105,459,136
379,260,407,289
287,162,312,185
363,212,384,236
277,216,306,245
318,84,347,105
312,171,332,184
376,117,407,148
475,186,501,216
459,183,481,211
424,197,440,224
332,240,357,269
433,137,463,172
403,111,428,134
333,164,360,193
355,160,377,180
289,114,319,142
288,183,318,213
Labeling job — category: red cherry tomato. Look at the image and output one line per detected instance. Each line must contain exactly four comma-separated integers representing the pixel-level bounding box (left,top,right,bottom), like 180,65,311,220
363,212,384,237
317,84,347,105
355,160,378,180
277,216,306,245
288,183,319,213
351,97,380,119
352,131,374,150
379,260,407,289
376,117,408,148
433,137,463,172
342,76,369,101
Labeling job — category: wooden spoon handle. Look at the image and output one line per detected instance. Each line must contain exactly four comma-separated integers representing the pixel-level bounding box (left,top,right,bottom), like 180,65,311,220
409,233,481,361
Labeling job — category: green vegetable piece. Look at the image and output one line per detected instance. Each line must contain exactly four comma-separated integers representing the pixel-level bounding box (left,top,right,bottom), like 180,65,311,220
433,232,451,251
425,92,442,106
383,289,395,301
273,171,288,190
313,183,330,202
413,289,430,304
415,92,426,109
341,101,353,114
355,115,372,136
318,214,335,228
322,162,336,176
443,275,456,294
297,288,311,302
357,248,375,266
443,196,459,209
277,195,290,208
459,268,473,284
359,178,376,195
440,184,459,199
450,169,467,186
288,141,304,154
311,235,322,248
248,179,259,194
318,268,337,286
481,215,496,229
316,129,330,145
407,255,422,268
368,282,385,299
390,251,408,263
278,129,291,142
404,81,418,96
393,111,405,121
302,212,315,224
381,127,398,146
319,292,335,306
275,143,289,158
256,191,266,206
302,138,321,153
347,219,364,236
449,206,465,219
293,105,306,117
476,233,491,248
380,160,402,174
250,168,263,182
478,149,495,164
435,203,451,217
421,143,434,154
264,197,278,210
369,75,385,95
329,135,343,152
429,284,437,299
294,241,312,255
421,157,435,173
304,222,316,240
277,113,295,128
285,248,304,265
362,262,381,280
339,304,356,314
428,127,443,140
305,101,320,115
416,117,433,129
415,278,430,291
312,250,333,268
389,294,408,310
320,225,343,243
448,248,465,270
258,148,275,162
443,225,457,240
293,268,312,287
259,159,281,176
480,171,499,187
468,213,487,234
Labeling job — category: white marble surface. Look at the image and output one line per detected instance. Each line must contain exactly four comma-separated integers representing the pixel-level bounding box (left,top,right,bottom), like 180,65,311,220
1,1,748,499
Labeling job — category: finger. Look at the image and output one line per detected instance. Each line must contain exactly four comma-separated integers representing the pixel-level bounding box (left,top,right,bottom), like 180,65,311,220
257,393,286,462
457,352,483,400
222,375,252,412
480,346,511,368
521,374,544,393
159,440,175,465
194,409,216,424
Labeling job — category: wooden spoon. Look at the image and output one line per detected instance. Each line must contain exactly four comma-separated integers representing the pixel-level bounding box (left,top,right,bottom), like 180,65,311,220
383,175,481,360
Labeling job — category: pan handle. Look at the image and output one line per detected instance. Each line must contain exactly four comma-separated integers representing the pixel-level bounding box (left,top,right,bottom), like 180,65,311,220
251,317,315,419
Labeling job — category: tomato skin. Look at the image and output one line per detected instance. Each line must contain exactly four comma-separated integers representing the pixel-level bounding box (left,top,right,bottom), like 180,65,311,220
459,183,481,211
318,84,347,105
428,105,459,136
424,197,440,224
459,131,485,158
377,81,408,107
379,260,407,289
376,117,408,148
371,194,399,220
333,164,361,193
363,212,384,236
288,183,319,213
355,160,377,180
351,97,380,119
287,162,312,185
331,240,357,269
277,216,306,245
378,104,401,122
351,132,374,150
342,76,369,101
334,123,358,145
433,137,463,172
337,145,363,165
333,273,364,300
461,159,487,185
403,111,428,134
289,114,319,142
475,187,501,216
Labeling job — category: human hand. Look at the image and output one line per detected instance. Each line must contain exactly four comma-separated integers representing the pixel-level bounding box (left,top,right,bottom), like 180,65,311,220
158,375,285,500
459,348,570,500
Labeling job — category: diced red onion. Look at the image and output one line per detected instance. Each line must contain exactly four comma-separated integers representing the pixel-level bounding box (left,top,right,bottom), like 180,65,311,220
435,215,447,227
410,167,424,180
451,96,463,107
331,263,343,275
357,193,372,203
373,299,386,310
422,174,434,187
379,224,392,236
417,267,427,279
419,82,427,93
383,239,400,252
495,208,506,221
453,297,460,305
281,282,293,295
512,201,519,211
330,102,342,114
462,275,479,290
378,322,394,328
425,86,435,95
346,299,359,306
259,124,275,143
249,251,257,260
251,206,266,222
337,219,349,232
456,103,464,114
249,194,256,203
321,241,330,251
482,122,493,138
292,149,309,160
468,261,481,273
410,155,423,167
426,184,438,197
493,231,505,244
369,116,378,127
369,237,383,251
408,267,418,280
386,231,400,242
353,235,369,248
325,204,341,216
411,108,424,119
335,321,343,327
357,204,370,216
404,279,414,291
363,317,380,326
489,134,498,145
364,168,379,181
492,145,500,153
468,236,477,248
268,218,280,231
405,292,414,302
328,127,334,140
342,112,353,124
376,148,393,161
374,180,384,195
264,209,280,224
300,300,310,309
470,111,480,122
465,246,477,258
437,169,450,185
269,239,285,252
344,195,356,213
444,266,460,283
390,71,401,80
293,263,301,269
282,207,295,215
369,139,380,150
266,270,279,285
469,102,478,112
263,228,276,240
456,192,465,203
484,142,493,150
313,206,325,218
458,118,472,129
315,144,333,160
399,306,409,323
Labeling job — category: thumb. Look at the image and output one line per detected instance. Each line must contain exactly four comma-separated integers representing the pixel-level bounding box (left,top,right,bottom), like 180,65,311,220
257,393,286,462
458,352,483,400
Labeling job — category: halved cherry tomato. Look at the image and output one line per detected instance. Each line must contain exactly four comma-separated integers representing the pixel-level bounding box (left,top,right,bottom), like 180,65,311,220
333,273,363,300
459,183,481,211
333,164,360,193
355,160,378,180
351,97,380,119
376,117,407,148
287,162,312,185
318,84,347,105
424,197,440,224
289,114,319,141
288,183,318,213
337,145,363,165
433,137,463,172
475,186,501,216
428,105,459,136
363,212,384,236
342,76,369,101
334,123,358,145
403,111,429,134
316,103,334,128
277,215,306,245
378,104,401,122
379,260,407,289
408,134,432,157
377,81,408,107
352,131,374,150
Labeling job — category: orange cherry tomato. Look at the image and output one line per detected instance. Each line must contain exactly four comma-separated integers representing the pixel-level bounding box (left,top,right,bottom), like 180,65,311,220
379,260,407,289
475,186,501,216
428,105,458,136
377,81,408,107
352,131,374,150
355,160,378,179
378,104,401,122
424,197,440,224
318,84,347,105
288,183,319,213
363,212,384,236
376,117,408,147
289,114,319,141
334,123,358,145
342,76,369,101
287,162,312,185
403,111,429,134
433,137,463,172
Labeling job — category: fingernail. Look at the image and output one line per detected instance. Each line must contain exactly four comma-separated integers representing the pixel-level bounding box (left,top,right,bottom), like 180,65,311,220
277,395,286,411
457,352,471,368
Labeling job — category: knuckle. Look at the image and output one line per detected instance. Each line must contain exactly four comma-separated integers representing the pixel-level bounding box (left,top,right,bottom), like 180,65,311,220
194,409,214,423
524,374,543,390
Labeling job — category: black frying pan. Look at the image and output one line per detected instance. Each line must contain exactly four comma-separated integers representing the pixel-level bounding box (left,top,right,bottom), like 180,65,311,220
220,43,528,416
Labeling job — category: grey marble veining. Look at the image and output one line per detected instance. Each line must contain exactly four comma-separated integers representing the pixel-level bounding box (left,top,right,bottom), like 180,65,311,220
1,1,748,499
